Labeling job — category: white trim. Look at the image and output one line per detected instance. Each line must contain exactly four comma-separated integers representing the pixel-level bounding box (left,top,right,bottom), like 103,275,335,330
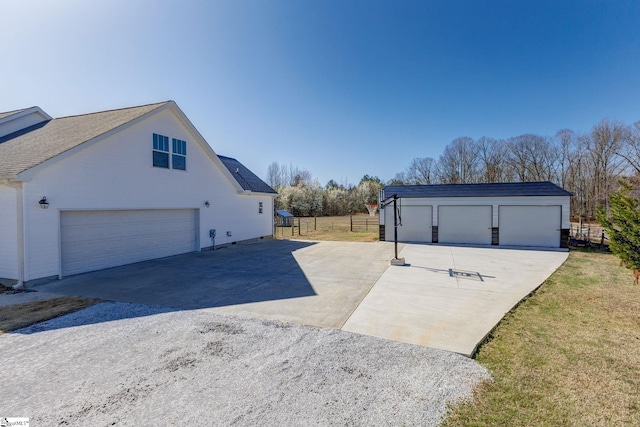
0,106,52,126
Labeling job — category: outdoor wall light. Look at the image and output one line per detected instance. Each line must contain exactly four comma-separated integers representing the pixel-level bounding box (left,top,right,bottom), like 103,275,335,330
39,196,49,209
204,201,210,208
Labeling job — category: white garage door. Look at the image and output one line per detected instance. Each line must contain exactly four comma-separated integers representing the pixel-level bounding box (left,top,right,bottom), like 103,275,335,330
499,205,560,247
386,206,432,242
61,209,197,276
438,205,492,245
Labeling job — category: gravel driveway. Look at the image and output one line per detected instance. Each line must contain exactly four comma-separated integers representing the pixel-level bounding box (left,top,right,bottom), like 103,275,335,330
3,303,489,426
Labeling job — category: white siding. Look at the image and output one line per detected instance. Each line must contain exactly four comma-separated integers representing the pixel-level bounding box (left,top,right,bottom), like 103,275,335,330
398,195,570,228
381,194,570,247
0,184,18,279
22,109,274,281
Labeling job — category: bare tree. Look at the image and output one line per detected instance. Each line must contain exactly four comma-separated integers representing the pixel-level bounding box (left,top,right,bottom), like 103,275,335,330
554,129,578,189
437,137,479,184
616,120,640,174
266,161,285,189
404,157,438,184
477,137,508,183
588,119,628,213
506,134,556,182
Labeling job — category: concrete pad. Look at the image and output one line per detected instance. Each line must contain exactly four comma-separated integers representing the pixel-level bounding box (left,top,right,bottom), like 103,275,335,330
341,244,568,356
33,240,394,329
31,239,567,357
207,241,393,328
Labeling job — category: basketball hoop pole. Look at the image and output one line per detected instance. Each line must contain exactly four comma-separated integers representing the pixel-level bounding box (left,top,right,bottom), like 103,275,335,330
393,196,399,259
380,193,405,265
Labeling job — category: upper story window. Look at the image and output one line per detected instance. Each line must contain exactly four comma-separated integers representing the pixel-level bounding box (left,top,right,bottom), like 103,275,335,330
152,133,187,171
152,133,169,168
172,138,187,171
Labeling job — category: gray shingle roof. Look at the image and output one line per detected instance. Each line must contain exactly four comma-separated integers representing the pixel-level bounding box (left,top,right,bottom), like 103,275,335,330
218,155,277,194
384,181,572,198
0,101,169,178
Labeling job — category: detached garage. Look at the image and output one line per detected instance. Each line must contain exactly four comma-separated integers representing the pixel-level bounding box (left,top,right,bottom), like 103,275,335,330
379,182,571,248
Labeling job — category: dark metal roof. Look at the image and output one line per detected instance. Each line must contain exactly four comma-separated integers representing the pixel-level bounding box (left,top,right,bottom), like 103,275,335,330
218,155,277,194
384,181,572,198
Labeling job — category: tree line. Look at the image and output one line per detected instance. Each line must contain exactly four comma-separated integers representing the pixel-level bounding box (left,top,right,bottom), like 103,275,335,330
268,118,640,219
266,161,382,217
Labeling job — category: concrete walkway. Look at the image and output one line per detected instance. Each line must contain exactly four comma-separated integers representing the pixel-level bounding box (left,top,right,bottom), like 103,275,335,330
31,240,568,356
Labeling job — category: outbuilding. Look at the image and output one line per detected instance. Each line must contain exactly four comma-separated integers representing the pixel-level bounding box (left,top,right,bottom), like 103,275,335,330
275,210,294,227
0,101,277,286
379,182,572,248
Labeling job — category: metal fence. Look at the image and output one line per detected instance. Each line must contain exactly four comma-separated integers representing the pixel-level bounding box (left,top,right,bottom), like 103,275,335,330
569,222,607,246
273,215,379,237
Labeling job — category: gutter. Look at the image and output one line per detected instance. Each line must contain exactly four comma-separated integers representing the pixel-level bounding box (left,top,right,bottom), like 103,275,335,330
1,179,25,289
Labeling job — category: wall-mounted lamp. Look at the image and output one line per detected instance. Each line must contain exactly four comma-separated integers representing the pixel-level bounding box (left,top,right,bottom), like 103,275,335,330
204,201,210,208
39,196,49,209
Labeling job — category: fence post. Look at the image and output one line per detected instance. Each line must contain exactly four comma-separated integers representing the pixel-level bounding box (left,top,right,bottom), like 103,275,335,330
292,219,294,236
298,217,301,236
350,215,353,232
314,216,317,231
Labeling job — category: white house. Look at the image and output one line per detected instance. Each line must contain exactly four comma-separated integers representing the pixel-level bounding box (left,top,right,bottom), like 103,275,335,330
379,182,572,248
0,101,276,286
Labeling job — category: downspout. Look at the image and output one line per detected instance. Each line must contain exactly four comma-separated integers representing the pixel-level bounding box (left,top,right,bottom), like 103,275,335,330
2,179,25,289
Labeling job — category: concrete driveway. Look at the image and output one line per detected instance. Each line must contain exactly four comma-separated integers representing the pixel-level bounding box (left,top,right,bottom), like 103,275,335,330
34,239,567,356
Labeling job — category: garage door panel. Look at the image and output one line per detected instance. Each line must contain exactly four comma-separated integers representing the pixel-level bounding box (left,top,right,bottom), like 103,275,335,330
438,205,492,245
61,209,197,276
499,205,560,247
386,206,432,242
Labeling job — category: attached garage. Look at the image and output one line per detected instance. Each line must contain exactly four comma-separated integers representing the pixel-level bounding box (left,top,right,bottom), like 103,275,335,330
61,209,198,276
379,182,571,249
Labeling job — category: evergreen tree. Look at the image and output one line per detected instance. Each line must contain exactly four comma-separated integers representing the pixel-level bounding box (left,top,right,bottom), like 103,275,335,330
596,180,640,271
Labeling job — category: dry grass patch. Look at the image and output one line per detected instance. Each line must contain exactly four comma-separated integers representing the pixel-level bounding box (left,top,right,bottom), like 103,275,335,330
275,215,379,242
444,250,640,427
0,296,100,334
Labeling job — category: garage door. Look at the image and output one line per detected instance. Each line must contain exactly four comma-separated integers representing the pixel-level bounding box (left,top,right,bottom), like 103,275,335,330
61,209,197,276
438,205,492,245
386,206,432,242
499,205,560,247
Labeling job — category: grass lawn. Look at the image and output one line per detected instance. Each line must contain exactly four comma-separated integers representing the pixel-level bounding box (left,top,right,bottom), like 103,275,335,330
0,296,99,335
444,249,640,426
275,215,379,242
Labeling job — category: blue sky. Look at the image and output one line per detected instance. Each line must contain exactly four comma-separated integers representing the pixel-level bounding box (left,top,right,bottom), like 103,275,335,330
2,0,639,186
